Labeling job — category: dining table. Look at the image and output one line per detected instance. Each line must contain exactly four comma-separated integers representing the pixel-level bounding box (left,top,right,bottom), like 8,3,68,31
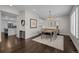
41,27,58,41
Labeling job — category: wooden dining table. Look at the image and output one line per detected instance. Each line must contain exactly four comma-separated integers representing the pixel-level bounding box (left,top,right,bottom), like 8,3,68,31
41,27,58,41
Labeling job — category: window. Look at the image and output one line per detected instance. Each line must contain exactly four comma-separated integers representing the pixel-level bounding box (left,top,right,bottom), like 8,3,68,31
75,8,78,38
71,11,76,36
71,7,79,39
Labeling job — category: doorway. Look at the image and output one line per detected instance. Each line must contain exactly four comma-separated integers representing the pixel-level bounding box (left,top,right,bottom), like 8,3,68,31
1,11,17,40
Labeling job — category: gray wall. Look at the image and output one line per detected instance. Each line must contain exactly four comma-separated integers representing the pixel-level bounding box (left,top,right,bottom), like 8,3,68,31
0,11,1,42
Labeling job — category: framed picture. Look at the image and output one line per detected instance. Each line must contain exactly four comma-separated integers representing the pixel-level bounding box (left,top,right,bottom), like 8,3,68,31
30,18,37,28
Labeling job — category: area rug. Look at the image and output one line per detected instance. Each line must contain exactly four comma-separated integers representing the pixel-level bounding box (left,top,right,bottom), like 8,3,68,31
32,36,64,50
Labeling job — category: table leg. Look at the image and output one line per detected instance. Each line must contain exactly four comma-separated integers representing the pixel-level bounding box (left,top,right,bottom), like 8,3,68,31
50,32,52,42
53,32,57,40
41,32,42,39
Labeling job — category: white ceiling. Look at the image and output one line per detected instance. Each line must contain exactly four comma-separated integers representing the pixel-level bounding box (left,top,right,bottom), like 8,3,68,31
13,5,73,19
1,11,17,18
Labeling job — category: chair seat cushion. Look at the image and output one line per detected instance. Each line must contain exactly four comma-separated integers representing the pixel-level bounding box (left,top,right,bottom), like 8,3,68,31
42,32,54,35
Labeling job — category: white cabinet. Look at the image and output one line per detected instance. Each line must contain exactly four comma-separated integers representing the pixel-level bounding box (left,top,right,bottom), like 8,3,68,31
8,28,16,36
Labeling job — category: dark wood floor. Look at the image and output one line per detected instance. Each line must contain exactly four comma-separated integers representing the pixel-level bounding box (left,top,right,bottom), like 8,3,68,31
0,34,78,53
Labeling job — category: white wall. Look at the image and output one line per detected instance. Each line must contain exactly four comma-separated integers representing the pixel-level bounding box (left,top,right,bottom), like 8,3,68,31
78,10,79,37
16,10,44,39
25,9,44,39
0,11,1,42
57,16,70,35
44,16,70,35
78,7,79,39
16,11,25,38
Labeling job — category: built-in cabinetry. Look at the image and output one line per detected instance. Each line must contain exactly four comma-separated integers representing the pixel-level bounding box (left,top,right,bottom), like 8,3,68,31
19,30,25,39
4,29,8,38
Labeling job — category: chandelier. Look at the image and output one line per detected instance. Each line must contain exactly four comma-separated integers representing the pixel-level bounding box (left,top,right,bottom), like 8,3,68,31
47,10,56,20
47,10,57,27
47,10,53,20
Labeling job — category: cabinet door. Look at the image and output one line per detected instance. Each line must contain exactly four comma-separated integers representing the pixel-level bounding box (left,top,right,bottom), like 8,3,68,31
19,31,25,39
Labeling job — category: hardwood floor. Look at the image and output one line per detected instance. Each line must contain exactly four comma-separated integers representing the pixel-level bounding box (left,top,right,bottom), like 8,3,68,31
0,34,78,53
